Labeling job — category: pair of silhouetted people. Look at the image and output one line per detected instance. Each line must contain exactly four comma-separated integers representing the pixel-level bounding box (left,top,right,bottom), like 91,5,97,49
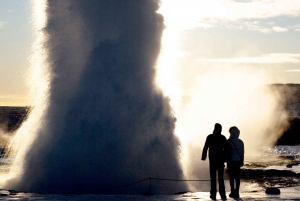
202,123,244,200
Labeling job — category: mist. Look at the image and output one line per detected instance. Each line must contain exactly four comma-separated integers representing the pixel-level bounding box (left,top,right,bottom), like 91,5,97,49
157,0,290,190
1,0,291,195
3,0,186,194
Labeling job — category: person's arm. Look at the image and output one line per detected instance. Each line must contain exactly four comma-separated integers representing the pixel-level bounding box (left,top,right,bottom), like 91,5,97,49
201,136,209,160
224,137,230,163
241,141,244,166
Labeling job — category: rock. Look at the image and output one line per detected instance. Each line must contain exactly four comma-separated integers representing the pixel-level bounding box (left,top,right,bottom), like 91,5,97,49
286,164,293,168
8,190,18,195
174,191,190,195
143,192,153,196
265,187,280,194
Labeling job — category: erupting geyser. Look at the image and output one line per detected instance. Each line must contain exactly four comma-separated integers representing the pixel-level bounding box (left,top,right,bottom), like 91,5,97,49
4,0,186,194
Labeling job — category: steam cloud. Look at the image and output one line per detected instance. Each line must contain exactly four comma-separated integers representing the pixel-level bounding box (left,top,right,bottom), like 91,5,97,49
7,0,186,194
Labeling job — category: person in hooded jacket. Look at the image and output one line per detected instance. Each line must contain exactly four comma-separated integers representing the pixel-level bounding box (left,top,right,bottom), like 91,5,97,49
202,123,228,200
227,126,244,198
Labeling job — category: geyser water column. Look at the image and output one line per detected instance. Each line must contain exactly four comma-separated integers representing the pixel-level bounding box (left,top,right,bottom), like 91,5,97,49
5,0,186,194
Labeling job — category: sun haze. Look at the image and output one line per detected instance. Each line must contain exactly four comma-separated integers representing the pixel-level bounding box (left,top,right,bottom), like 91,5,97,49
157,0,299,185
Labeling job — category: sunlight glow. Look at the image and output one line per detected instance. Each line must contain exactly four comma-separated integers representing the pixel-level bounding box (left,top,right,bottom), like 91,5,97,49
196,53,300,64
157,0,289,190
158,0,224,30
158,0,300,31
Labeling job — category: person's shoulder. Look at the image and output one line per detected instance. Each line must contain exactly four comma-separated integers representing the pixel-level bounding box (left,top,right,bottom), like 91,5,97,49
221,134,227,139
206,134,215,140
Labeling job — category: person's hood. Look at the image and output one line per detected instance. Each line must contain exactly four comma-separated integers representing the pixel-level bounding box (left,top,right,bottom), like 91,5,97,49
213,123,222,135
229,128,240,139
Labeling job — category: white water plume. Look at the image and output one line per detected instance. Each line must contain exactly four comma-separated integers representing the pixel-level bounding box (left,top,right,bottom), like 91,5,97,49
2,0,186,194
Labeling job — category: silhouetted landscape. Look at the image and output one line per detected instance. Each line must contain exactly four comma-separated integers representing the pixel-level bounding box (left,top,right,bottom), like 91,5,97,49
0,84,299,145
0,106,30,133
269,84,300,145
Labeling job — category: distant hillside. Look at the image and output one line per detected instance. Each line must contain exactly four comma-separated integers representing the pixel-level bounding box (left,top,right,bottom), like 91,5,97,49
0,106,30,133
268,84,300,145
276,118,300,145
268,84,300,118
0,84,299,145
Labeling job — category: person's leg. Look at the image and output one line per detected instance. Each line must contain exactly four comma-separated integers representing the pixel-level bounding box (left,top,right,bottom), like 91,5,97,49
209,162,217,199
217,164,226,198
234,165,241,197
228,163,235,196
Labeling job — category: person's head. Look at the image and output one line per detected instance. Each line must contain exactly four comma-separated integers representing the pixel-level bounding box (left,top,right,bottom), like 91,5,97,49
213,123,222,134
229,126,240,138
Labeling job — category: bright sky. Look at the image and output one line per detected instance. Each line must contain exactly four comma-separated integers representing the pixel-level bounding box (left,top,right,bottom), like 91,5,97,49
0,0,32,106
1,0,300,106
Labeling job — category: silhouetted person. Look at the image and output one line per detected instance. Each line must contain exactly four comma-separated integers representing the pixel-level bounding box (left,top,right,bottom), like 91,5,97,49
202,123,228,200
227,126,244,198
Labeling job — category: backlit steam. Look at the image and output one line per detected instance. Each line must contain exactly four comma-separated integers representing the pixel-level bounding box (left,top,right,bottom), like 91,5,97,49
157,0,289,191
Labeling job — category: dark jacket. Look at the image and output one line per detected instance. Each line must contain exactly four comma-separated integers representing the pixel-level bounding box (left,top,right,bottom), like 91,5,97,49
228,128,244,163
201,133,228,163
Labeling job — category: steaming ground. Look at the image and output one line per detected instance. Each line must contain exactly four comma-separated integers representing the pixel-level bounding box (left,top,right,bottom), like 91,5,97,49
4,0,186,194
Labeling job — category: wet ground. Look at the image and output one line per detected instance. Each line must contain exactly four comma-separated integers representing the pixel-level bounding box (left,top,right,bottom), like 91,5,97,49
0,146,299,200
240,147,300,190
0,190,298,200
